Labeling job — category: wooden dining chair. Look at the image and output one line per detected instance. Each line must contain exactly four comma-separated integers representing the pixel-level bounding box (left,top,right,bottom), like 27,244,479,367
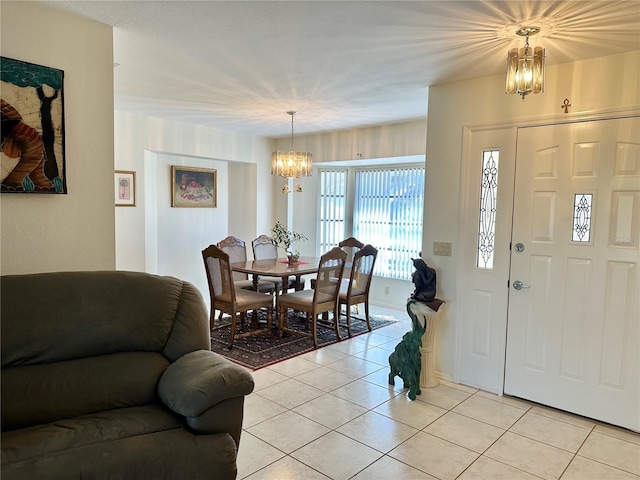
217,235,275,294
278,247,346,348
311,235,365,315
338,244,378,336
338,236,365,312
339,236,365,266
202,244,274,349
252,234,304,292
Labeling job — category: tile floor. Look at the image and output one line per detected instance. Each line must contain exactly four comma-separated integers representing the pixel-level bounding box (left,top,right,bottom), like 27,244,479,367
236,305,640,480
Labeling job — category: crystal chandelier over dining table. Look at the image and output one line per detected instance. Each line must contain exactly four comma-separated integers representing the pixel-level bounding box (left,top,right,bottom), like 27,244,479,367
271,111,313,179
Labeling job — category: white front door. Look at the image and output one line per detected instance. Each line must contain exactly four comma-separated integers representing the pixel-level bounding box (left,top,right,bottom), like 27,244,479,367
504,117,640,431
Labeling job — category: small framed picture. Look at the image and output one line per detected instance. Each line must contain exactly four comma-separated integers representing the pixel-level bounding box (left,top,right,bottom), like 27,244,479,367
171,166,217,208
114,170,136,206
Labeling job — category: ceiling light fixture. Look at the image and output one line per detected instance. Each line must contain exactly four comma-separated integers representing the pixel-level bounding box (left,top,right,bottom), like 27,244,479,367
271,111,312,192
506,26,545,100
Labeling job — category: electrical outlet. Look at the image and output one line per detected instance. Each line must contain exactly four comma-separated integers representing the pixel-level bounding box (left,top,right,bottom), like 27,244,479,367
433,242,452,256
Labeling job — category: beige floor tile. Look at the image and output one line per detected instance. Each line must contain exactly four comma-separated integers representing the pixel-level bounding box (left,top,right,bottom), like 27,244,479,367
375,340,401,352
511,411,591,453
352,346,393,366
594,424,640,446
294,365,357,392
243,393,288,428
258,378,324,409
267,356,321,377
336,410,419,453
353,331,399,348
453,394,527,429
457,456,541,480
246,411,331,454
578,431,640,475
561,455,640,480
327,356,384,378
530,405,597,430
251,368,289,391
298,347,349,366
236,432,286,480
424,411,505,453
484,432,574,480
360,367,406,391
417,383,473,410
331,378,399,409
293,393,368,429
376,325,411,339
373,395,447,429
389,431,479,480
475,390,534,410
244,456,330,480
324,338,368,355
351,455,438,479
438,379,479,394
290,431,382,480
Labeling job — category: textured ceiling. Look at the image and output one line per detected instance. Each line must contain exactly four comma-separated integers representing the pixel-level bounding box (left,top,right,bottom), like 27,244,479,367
45,1,640,137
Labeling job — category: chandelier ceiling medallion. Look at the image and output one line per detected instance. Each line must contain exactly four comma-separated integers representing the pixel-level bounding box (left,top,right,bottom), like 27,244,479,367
271,111,312,192
506,26,545,100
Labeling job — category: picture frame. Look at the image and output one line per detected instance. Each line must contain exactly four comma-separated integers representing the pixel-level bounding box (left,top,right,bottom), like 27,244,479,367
1,56,66,194
171,166,217,208
114,170,136,206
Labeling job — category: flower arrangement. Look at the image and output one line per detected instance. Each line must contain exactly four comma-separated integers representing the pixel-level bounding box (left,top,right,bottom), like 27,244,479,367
271,221,307,263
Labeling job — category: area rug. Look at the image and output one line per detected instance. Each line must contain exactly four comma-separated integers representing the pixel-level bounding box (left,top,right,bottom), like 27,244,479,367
210,311,397,370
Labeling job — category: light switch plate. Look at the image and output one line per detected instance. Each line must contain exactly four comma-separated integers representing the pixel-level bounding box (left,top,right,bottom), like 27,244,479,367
433,241,452,256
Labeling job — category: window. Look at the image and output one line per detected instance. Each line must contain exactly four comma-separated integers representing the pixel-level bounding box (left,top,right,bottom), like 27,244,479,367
318,165,425,280
318,169,347,253
477,150,499,269
572,193,593,242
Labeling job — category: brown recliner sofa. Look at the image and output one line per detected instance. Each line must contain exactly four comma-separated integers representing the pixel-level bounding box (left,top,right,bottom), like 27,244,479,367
1,271,254,480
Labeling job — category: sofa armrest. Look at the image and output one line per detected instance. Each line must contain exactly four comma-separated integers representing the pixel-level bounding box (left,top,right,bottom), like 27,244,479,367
158,350,254,418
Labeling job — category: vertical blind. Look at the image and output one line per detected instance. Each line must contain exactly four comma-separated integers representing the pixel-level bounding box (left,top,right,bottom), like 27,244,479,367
353,167,425,280
318,169,347,254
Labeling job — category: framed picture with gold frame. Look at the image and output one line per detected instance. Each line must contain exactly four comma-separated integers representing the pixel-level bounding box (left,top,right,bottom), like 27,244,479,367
114,170,136,206
171,166,217,208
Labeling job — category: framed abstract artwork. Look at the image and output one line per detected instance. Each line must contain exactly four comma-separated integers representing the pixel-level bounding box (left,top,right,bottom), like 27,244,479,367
114,170,136,206
1,57,66,194
171,166,217,208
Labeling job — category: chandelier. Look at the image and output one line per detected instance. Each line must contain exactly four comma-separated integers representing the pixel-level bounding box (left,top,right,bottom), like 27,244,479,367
506,26,545,100
271,111,312,182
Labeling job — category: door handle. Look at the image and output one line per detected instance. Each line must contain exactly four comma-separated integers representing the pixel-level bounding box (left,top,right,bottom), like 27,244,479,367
512,280,530,290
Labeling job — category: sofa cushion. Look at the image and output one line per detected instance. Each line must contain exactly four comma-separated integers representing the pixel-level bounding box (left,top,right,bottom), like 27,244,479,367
1,352,169,431
1,405,238,480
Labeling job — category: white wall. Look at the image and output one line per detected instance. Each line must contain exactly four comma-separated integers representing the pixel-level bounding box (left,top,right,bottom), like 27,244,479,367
426,50,640,383
114,111,274,301
147,154,228,298
278,120,428,163
1,2,115,274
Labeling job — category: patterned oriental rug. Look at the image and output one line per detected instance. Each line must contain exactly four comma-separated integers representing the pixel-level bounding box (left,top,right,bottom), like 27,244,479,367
210,311,397,370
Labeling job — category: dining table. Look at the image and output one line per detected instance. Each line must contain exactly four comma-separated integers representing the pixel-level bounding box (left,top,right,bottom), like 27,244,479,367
230,257,320,328
231,257,320,294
